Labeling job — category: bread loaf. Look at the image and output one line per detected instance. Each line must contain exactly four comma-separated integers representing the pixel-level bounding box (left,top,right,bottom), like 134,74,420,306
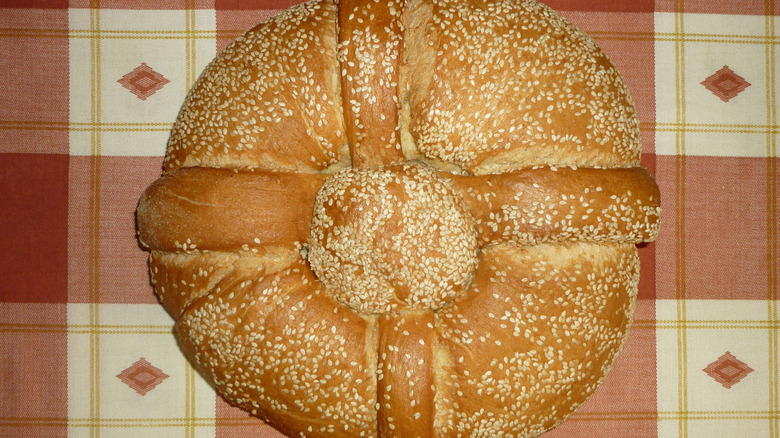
136,0,661,436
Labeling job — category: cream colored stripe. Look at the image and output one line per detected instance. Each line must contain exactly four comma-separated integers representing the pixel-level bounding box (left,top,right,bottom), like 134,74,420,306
185,1,193,93
189,3,198,90
70,29,215,39
766,2,779,437
649,122,780,134
597,31,780,44
648,320,780,330
5,120,780,134
9,27,780,44
0,28,237,39
88,4,103,437
672,3,690,437
0,121,171,131
658,411,780,420
0,323,171,334
185,365,195,438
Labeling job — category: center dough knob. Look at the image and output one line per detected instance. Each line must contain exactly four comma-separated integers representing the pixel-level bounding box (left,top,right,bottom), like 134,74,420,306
308,164,479,314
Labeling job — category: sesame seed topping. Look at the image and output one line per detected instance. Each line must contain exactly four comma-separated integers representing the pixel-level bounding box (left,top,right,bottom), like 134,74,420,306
308,163,478,314
140,0,660,436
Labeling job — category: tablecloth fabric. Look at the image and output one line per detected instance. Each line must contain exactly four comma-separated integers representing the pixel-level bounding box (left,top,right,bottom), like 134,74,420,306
0,0,777,437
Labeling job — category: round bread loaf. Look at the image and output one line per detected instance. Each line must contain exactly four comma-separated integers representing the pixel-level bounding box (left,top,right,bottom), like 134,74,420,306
136,0,661,436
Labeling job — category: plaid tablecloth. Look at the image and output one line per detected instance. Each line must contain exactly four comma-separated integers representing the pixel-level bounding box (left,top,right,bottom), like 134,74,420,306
1,0,777,437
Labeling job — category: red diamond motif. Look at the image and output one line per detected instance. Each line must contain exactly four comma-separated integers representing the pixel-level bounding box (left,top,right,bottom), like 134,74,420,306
701,66,751,102
703,351,754,389
118,63,170,100
117,357,169,395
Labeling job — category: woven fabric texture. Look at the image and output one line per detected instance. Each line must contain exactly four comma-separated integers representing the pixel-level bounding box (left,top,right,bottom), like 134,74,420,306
0,0,777,437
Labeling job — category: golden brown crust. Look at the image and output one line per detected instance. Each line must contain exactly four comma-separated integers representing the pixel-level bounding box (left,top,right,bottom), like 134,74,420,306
136,0,661,437
338,0,407,167
176,260,378,437
447,166,661,246
407,0,641,174
137,167,326,253
434,242,638,437
377,312,437,437
150,251,240,318
149,250,298,319
164,0,346,173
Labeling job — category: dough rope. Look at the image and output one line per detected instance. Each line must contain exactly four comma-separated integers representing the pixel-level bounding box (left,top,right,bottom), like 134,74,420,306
136,0,661,436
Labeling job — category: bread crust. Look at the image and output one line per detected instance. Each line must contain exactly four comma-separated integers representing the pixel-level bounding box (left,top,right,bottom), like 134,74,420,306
137,167,326,253
136,0,661,436
338,0,407,167
164,0,346,173
377,312,437,437
434,242,638,436
447,165,661,246
176,259,379,436
406,0,641,174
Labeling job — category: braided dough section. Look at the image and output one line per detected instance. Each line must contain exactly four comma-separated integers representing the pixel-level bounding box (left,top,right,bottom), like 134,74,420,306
137,167,326,253
164,0,346,173
175,259,378,437
448,166,661,246
149,250,299,319
338,0,407,167
434,242,638,436
405,0,641,173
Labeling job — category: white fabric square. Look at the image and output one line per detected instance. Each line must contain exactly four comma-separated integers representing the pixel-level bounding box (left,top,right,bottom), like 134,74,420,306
67,303,216,436
655,128,769,157
659,417,771,438
681,419,769,438
68,8,216,157
654,12,772,157
656,299,775,438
